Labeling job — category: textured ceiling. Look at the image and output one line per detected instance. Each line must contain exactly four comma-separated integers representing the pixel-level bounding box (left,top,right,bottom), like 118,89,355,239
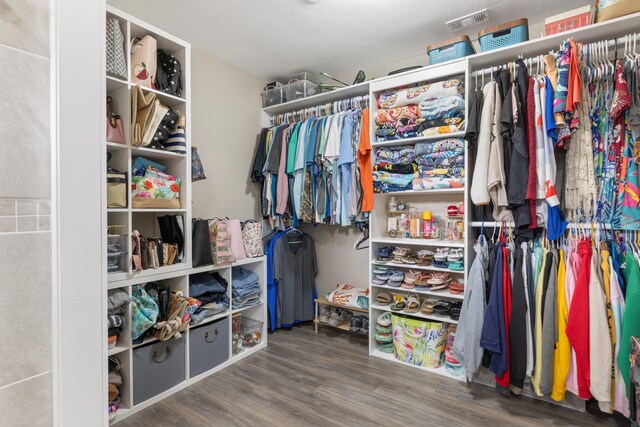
108,0,590,84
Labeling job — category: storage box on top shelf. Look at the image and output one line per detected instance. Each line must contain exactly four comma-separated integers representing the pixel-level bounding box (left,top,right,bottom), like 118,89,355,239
478,18,529,52
545,6,591,36
427,35,475,65
285,80,318,101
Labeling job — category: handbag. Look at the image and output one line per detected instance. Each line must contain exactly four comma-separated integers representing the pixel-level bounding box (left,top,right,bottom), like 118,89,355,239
131,230,142,271
162,113,187,154
157,215,184,261
130,35,157,88
106,18,126,78
151,107,179,149
163,243,178,265
227,219,246,260
392,315,446,368
192,218,213,267
156,49,183,97
208,218,236,265
131,86,159,147
191,146,207,182
241,220,264,258
139,235,149,270
106,96,125,144
131,284,159,340
106,168,127,208
147,238,160,269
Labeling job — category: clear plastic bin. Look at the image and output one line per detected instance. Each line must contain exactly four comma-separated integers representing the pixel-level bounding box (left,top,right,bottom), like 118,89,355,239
285,80,317,101
289,72,316,85
238,317,263,348
107,234,127,273
262,86,287,107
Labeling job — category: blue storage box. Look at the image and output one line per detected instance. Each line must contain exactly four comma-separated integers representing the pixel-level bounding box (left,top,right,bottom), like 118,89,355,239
478,18,529,52
427,35,475,65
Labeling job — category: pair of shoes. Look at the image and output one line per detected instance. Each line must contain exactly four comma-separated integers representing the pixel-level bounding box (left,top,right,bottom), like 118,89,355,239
328,307,353,327
376,246,395,263
350,315,369,334
449,302,462,320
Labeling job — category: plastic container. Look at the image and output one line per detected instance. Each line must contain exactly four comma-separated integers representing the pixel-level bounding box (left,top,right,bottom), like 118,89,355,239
107,233,127,273
289,72,316,84
238,317,263,348
545,6,591,36
427,35,475,65
478,19,529,52
262,86,287,107
285,80,318,101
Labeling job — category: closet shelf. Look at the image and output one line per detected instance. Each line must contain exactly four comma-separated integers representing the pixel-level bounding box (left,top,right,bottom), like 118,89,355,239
371,349,465,382
106,141,128,151
107,208,128,213
232,342,267,361
131,82,186,105
371,131,466,148
374,188,464,196
130,146,187,160
106,75,127,92
315,298,368,314
371,283,464,300
108,346,129,356
130,208,187,213
370,237,465,248
314,319,368,335
190,310,230,327
262,81,370,115
371,260,465,274
371,303,458,324
231,301,264,314
189,263,230,275
108,262,191,286
232,256,266,267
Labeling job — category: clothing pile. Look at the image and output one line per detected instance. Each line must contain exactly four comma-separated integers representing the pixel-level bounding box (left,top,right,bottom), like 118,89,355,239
252,107,373,228
412,138,465,190
189,272,230,324
454,233,636,417
373,146,415,193
108,356,124,419
107,289,130,349
231,267,261,309
374,77,465,142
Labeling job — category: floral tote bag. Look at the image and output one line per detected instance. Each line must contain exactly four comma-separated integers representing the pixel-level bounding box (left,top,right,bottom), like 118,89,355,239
131,284,159,340
208,218,236,265
392,314,446,368
241,220,263,258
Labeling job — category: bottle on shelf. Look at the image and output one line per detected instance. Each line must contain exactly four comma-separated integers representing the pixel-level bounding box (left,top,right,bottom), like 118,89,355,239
431,216,438,239
423,211,431,239
388,196,397,212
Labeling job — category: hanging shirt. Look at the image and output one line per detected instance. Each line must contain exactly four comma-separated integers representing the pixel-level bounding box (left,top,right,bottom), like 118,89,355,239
610,256,630,417
358,108,373,212
509,245,527,394
565,248,580,396
532,248,549,396
540,249,558,395
589,250,612,412
522,242,535,377
338,112,355,226
618,252,640,394
551,248,571,401
275,126,292,215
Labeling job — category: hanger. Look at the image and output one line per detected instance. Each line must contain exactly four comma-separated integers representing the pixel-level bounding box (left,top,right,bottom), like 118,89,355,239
353,223,369,251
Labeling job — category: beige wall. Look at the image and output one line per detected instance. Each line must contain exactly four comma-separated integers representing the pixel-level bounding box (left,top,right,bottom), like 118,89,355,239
189,47,264,220
0,0,53,425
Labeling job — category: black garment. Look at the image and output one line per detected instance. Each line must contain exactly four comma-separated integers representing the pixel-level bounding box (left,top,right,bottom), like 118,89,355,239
482,240,499,369
540,251,554,325
499,77,514,192
464,89,483,149
251,128,270,182
374,163,417,174
264,125,284,174
509,246,527,394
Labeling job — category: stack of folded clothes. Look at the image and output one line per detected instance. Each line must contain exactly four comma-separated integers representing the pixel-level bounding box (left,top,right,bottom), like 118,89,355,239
231,267,261,309
189,272,230,324
412,138,465,190
373,146,416,193
108,356,123,419
107,289,131,349
374,77,465,142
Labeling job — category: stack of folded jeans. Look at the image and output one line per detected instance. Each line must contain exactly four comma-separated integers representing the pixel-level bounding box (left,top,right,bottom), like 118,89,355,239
189,272,230,324
373,146,416,193
231,267,261,309
412,138,465,190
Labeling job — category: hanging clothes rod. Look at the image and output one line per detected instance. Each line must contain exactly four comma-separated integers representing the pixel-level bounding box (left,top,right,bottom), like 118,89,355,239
470,221,614,229
469,32,640,79
270,94,370,125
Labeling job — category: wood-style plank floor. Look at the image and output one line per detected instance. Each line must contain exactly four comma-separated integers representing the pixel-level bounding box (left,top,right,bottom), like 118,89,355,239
118,324,628,427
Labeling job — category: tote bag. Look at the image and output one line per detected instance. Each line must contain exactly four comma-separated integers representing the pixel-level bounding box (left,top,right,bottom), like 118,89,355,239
132,85,158,147
192,218,213,267
392,314,446,368
106,18,126,78
130,35,157,88
227,219,246,260
208,218,236,265
241,220,264,258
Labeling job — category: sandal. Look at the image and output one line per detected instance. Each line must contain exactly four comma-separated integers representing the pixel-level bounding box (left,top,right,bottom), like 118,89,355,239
390,294,406,311
450,301,463,320
420,299,436,314
401,281,415,289
416,250,434,266
428,272,451,286
414,272,433,287
372,265,389,275
432,259,449,269
387,279,402,288
433,300,452,315
376,292,393,305
404,270,420,285
449,281,465,294
389,270,405,282
403,293,420,313
448,260,464,270
372,277,387,285
377,312,392,327
392,247,410,257
401,255,418,264
447,248,464,262
434,248,449,262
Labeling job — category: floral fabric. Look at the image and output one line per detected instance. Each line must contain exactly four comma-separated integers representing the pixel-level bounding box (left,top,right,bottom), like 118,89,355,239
392,314,447,368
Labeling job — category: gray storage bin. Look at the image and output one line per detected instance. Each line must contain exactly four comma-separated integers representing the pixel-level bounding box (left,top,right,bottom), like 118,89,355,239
132,338,185,405
189,316,229,378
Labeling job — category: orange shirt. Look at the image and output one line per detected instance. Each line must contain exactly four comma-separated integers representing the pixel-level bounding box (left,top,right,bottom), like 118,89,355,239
358,108,373,212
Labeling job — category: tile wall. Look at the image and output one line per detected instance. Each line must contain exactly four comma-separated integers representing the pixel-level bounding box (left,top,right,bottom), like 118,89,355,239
0,0,53,424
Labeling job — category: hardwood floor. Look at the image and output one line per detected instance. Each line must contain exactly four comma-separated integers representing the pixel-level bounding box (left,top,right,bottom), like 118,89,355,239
118,324,628,427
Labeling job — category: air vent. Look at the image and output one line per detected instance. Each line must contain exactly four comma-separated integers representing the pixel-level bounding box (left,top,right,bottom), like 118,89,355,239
446,9,489,32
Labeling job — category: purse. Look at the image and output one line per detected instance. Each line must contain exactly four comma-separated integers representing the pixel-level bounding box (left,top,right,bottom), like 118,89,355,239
162,113,187,154
208,218,236,265
192,218,213,267
147,237,164,267
106,96,125,144
191,146,207,182
157,215,184,261
151,107,179,149
131,230,142,271
163,243,178,265
106,168,127,208
147,238,160,269
130,35,157,88
156,49,183,97
106,18,126,78
131,86,158,147
139,236,149,270
241,220,264,258
227,219,246,260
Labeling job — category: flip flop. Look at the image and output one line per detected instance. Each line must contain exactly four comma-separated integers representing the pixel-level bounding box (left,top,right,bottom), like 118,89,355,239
433,300,452,315
377,312,392,327
449,260,464,270
390,301,406,311
449,281,465,294
401,281,415,289
403,293,421,313
376,292,393,305
434,248,449,262
387,280,402,288
447,248,464,262
402,255,418,264
428,272,451,285
420,299,436,314
392,247,410,257
404,270,420,285
414,272,433,287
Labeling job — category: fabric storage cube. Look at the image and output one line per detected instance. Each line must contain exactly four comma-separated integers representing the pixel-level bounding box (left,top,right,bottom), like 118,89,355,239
285,80,317,101
262,86,287,107
427,35,475,65
392,314,446,369
132,338,186,405
478,19,529,52
189,316,230,378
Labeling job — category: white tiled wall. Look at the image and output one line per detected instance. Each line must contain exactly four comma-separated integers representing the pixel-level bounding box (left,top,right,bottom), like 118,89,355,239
0,0,53,424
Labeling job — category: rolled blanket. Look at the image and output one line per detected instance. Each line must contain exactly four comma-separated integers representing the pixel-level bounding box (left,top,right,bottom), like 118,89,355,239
415,138,465,156
373,170,414,186
412,177,465,191
415,154,464,168
374,105,421,125
373,182,413,193
375,146,415,164
419,95,465,116
420,124,464,137
374,162,417,174
378,78,465,109
416,166,465,179
418,111,465,130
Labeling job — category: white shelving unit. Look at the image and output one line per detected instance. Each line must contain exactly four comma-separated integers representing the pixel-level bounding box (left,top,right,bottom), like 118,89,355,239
104,7,267,424
367,60,469,382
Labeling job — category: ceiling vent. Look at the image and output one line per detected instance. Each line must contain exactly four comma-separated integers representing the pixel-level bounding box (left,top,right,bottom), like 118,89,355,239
446,9,489,32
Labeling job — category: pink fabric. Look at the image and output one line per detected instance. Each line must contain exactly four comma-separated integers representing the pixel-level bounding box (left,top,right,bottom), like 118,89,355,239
276,126,292,215
227,219,246,260
565,250,579,396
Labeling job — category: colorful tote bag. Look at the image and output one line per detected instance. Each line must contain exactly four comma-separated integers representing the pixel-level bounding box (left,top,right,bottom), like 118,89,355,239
208,218,236,265
392,314,446,368
131,284,159,340
241,220,263,257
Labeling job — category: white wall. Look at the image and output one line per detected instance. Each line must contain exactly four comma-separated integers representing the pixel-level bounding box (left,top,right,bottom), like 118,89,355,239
189,47,264,220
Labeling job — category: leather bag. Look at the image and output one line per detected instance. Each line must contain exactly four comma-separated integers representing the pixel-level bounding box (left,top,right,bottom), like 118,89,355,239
106,96,125,144
192,218,213,267
130,35,157,88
